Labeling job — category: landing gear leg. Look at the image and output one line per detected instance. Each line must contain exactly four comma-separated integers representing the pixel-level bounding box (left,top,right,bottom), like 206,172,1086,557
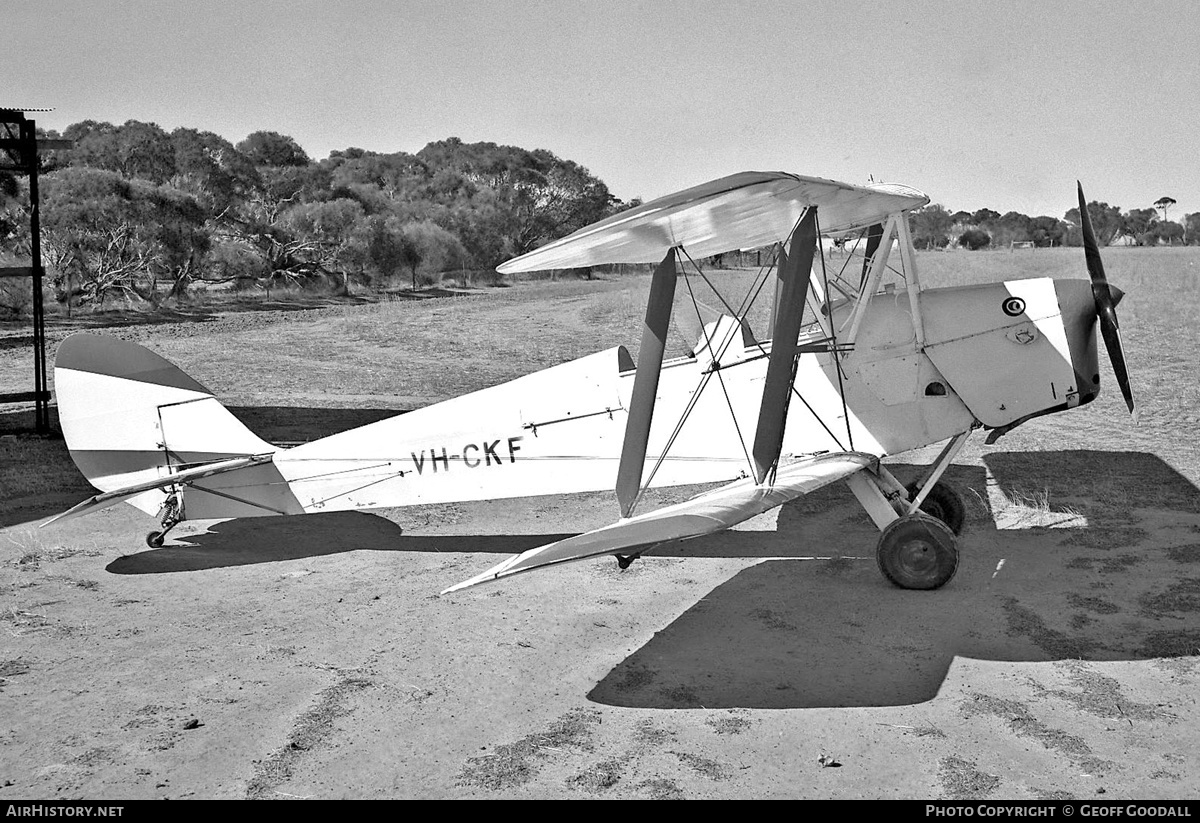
845,435,968,590
906,480,966,535
904,430,972,534
146,492,183,549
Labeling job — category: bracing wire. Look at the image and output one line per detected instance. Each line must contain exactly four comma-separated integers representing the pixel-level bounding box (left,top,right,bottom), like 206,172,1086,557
814,211,855,451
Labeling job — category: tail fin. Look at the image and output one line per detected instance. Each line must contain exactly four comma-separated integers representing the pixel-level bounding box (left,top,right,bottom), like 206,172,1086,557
54,333,280,518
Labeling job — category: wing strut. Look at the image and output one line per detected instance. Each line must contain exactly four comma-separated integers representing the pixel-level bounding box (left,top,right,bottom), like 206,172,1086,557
616,247,678,517
858,222,884,291
751,208,817,484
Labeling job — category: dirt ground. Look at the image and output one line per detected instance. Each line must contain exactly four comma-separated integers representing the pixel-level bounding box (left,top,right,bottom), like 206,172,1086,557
1,278,1198,800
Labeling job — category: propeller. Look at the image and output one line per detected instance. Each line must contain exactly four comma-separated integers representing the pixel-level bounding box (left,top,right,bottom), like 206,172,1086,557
1077,182,1137,421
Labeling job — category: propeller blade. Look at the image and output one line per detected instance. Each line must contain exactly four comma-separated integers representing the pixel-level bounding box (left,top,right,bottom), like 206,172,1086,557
1077,182,1136,418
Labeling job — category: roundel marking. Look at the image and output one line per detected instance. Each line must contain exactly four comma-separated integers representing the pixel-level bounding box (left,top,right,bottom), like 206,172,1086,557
1001,296,1026,317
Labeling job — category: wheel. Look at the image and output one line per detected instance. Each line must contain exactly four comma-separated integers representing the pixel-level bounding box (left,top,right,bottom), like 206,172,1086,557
906,481,966,535
146,531,165,549
876,512,959,590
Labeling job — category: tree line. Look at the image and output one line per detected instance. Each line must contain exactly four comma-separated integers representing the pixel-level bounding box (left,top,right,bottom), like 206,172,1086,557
2,121,1196,314
0,120,620,309
908,200,1198,251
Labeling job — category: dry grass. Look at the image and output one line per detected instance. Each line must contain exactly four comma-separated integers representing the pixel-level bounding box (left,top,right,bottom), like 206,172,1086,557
457,708,602,791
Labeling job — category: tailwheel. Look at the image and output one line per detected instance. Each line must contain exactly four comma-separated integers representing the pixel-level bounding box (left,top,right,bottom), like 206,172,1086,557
877,512,959,590
906,481,966,535
146,492,183,549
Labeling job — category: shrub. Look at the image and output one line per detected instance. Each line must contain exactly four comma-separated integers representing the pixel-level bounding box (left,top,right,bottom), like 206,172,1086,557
959,228,992,250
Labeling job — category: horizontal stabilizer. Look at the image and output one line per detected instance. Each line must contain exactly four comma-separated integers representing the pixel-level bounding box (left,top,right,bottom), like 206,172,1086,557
42,453,276,528
443,451,875,593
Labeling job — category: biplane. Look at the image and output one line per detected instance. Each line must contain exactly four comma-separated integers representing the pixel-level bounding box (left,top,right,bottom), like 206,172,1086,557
45,173,1135,593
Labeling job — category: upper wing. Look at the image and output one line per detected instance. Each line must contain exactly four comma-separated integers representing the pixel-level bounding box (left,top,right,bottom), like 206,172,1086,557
497,172,928,273
443,451,876,593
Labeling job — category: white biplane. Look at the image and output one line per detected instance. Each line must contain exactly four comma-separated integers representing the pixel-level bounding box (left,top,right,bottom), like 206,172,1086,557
45,173,1135,593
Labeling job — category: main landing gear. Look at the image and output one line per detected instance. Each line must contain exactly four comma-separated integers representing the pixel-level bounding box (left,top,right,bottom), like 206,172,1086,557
846,431,972,590
146,492,183,549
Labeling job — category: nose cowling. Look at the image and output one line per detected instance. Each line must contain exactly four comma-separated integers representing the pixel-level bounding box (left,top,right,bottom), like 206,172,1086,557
1055,279,1102,405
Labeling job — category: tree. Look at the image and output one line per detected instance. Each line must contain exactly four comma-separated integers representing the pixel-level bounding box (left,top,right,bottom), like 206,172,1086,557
971,208,1001,228
958,228,991,250
414,138,614,268
170,128,261,215
397,221,467,289
993,212,1032,248
1148,220,1183,245
909,204,953,249
1123,208,1158,245
398,229,422,290
39,167,208,305
278,198,367,295
360,215,406,283
236,131,311,168
324,150,428,206
1028,216,1066,247
1064,201,1124,246
149,185,212,299
1154,196,1177,222
1184,213,1200,245
0,171,21,246
66,120,176,184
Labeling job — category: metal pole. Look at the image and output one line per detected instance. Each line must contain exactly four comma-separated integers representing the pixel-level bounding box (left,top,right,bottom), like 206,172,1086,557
23,118,49,434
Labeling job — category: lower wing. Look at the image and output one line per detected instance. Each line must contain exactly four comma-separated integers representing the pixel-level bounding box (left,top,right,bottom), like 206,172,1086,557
443,451,876,593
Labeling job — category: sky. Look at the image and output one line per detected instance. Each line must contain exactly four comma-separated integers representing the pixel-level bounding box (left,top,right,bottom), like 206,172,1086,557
5,0,1198,220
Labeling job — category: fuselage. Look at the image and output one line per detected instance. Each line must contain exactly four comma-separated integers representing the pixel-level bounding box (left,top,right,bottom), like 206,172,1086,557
52,276,1104,525
218,276,1103,519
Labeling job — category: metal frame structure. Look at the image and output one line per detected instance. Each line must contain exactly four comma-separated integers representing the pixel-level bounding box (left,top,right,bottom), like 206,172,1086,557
0,109,69,434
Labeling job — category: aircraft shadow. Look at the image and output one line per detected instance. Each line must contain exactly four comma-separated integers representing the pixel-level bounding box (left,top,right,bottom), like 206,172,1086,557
588,452,1200,709
102,463,981,574
105,512,576,574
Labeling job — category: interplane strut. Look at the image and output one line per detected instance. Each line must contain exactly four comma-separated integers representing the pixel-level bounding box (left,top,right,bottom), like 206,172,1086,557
751,209,817,483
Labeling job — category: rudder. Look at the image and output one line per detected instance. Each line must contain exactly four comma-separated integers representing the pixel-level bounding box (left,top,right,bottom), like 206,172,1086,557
55,333,279,517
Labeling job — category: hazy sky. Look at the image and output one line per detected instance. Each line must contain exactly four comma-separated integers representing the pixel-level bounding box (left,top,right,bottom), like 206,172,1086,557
6,0,1198,219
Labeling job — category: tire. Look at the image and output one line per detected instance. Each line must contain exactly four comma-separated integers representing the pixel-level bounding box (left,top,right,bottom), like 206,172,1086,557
906,481,966,535
876,512,959,590
146,531,165,549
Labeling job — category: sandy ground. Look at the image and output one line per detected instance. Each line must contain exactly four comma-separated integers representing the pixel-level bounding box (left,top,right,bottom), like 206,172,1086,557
2,444,1198,800
1,277,1198,800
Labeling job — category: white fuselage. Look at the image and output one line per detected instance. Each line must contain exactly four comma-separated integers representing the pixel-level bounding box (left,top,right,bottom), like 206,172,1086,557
230,277,1095,519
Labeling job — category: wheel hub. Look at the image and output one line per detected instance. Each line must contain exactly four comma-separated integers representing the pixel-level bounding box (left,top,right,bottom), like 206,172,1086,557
895,537,939,577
